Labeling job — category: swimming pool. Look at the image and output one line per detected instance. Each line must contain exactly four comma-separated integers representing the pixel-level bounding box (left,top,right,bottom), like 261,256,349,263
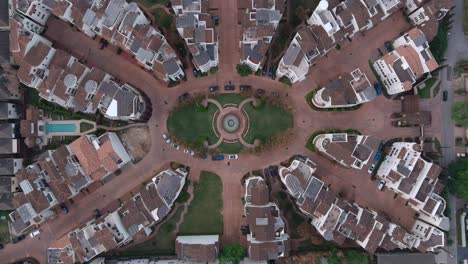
45,123,77,134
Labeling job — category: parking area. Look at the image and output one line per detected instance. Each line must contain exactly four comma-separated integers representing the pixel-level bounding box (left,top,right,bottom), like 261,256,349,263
0,31,10,63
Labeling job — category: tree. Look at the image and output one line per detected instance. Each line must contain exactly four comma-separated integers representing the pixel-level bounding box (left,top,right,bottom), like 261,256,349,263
452,101,468,128
236,64,253,77
448,157,468,198
345,250,369,264
219,243,245,264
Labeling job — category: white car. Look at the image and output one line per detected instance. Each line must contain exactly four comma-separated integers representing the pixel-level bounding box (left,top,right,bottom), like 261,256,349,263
184,149,195,156
171,142,180,150
163,134,171,144
367,164,375,174
377,180,386,191
29,230,40,238
228,154,239,160
457,153,466,157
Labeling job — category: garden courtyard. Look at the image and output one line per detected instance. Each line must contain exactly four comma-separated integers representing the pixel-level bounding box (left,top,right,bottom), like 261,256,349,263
167,94,293,154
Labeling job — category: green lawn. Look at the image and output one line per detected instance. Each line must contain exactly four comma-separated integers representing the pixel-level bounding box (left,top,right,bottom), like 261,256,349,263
429,19,449,63
418,78,437,99
211,94,248,106
132,0,170,8
243,102,293,144
217,142,244,154
0,211,12,243
80,122,94,133
179,171,223,235
152,8,173,30
120,207,184,256
167,103,218,148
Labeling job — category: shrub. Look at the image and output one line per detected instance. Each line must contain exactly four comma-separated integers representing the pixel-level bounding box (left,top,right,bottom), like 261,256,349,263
236,64,253,77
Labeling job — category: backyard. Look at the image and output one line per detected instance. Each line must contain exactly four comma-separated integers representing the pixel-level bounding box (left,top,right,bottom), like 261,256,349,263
0,210,11,243
417,78,439,99
119,207,184,256
178,171,224,235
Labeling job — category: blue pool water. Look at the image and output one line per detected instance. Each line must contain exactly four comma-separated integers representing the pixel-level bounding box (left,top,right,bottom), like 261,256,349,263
45,123,77,134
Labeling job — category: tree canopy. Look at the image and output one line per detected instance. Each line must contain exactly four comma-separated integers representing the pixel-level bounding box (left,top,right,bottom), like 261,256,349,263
452,101,468,128
236,64,253,77
219,243,246,264
448,157,468,198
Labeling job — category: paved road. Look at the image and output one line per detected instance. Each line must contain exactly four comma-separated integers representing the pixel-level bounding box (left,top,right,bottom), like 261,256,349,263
0,9,444,264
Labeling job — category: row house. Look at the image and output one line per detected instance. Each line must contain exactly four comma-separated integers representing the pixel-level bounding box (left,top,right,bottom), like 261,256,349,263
175,235,220,263
14,33,146,120
9,132,131,236
243,176,289,262
376,142,448,230
44,0,185,82
278,158,445,254
405,0,453,41
66,168,187,263
373,27,439,95
172,0,219,73
312,68,377,108
277,0,404,83
238,0,285,72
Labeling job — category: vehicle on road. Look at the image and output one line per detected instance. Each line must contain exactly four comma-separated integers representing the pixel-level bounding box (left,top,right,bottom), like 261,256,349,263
228,154,239,159
60,203,69,214
171,142,181,150
240,85,251,91
374,83,382,96
193,69,199,78
209,85,219,92
443,91,448,101
184,149,195,156
29,230,40,238
367,164,376,174
224,85,235,91
212,155,225,161
373,151,382,163
377,180,386,191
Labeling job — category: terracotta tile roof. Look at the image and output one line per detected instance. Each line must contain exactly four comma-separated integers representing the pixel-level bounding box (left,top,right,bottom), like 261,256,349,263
69,136,102,180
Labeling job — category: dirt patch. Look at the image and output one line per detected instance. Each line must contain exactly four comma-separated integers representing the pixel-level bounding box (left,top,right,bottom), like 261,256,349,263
118,126,151,163
277,251,333,264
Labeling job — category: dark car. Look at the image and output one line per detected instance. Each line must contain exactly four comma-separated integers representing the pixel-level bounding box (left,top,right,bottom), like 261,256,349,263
256,89,266,96
240,85,252,91
268,67,275,77
0,244,4,249
94,209,101,219
212,155,225,161
240,225,250,234
224,85,235,91
209,85,219,92
17,235,26,241
263,168,270,178
374,83,382,96
178,92,190,102
262,66,267,76
193,69,199,78
443,91,448,101
269,166,277,177
60,203,69,214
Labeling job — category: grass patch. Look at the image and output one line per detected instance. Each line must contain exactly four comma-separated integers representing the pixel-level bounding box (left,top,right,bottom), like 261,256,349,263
217,142,244,154
273,192,305,239
345,250,369,264
211,94,248,106
179,171,223,235
79,122,94,133
131,0,170,8
243,103,293,145
306,129,361,152
152,8,173,30
120,207,184,256
417,78,437,99
0,210,11,243
429,19,449,63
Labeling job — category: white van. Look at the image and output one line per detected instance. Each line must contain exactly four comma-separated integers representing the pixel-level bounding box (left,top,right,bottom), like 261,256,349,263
29,230,40,238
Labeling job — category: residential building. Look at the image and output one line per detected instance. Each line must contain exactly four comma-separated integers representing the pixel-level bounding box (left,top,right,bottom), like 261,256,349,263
10,0,51,30
238,0,285,71
0,102,20,120
313,133,382,169
312,68,377,108
372,27,439,95
20,107,46,148
67,168,188,262
45,0,185,82
68,132,131,182
244,176,289,261
0,123,20,155
376,142,449,230
173,0,219,73
0,158,23,176
175,235,219,263
405,0,453,41
15,32,147,120
0,176,17,210
278,158,445,254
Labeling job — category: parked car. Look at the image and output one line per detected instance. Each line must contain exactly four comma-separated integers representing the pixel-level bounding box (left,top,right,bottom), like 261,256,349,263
94,209,101,219
374,83,382,96
193,69,199,78
163,133,169,140
367,164,376,174
269,166,278,177
212,155,225,161
263,168,270,177
171,142,181,150
184,149,195,156
457,153,467,157
0,244,3,249
443,90,448,101
256,89,266,96
240,85,252,91
262,66,267,76
377,180,386,191
209,85,219,92
60,203,69,214
228,154,239,160
224,85,235,91
29,230,40,238
271,92,280,97
373,151,382,163
240,225,250,234
178,92,190,102
268,67,275,77
197,153,208,159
